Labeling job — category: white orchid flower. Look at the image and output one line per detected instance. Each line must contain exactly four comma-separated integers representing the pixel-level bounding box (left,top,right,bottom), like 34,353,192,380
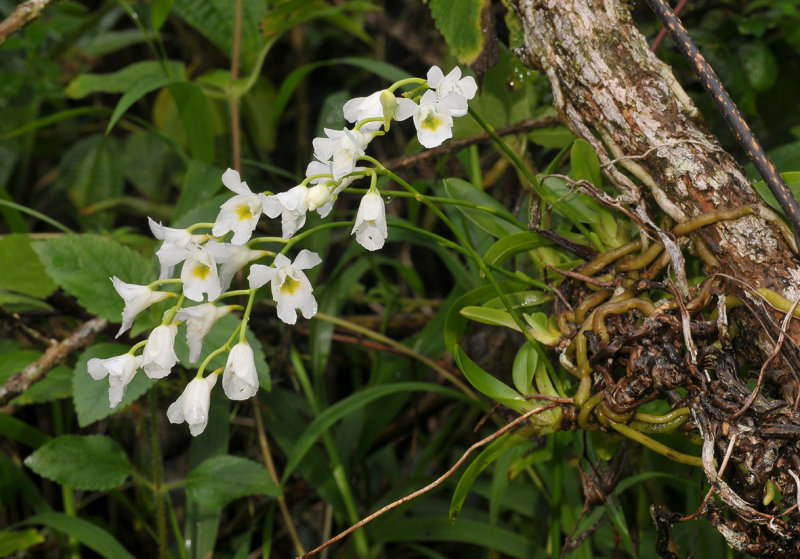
343,89,412,131
204,240,267,292
167,375,217,436
181,245,221,302
141,324,178,379
396,90,465,149
212,168,267,245
88,353,142,408
312,127,373,180
222,342,259,400
175,303,235,362
304,161,366,218
147,218,207,280
111,277,172,338
426,66,477,115
248,250,322,325
352,190,388,251
263,185,309,239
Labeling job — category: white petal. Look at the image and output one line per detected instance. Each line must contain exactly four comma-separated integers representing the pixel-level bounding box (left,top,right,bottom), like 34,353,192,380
394,98,418,121
222,168,250,196
293,250,322,271
427,65,444,88
248,264,277,289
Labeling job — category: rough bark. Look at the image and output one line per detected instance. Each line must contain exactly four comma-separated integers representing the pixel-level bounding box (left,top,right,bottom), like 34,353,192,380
508,0,800,555
511,0,800,315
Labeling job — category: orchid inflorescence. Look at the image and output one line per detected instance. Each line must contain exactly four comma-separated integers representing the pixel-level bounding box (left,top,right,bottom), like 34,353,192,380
88,66,477,436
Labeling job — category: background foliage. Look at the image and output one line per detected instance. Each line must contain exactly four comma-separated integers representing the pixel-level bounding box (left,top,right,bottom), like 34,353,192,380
2,0,800,557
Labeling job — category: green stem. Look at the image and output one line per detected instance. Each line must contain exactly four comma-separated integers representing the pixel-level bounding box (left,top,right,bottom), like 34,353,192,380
289,346,369,559
196,324,242,377
467,108,602,251
550,433,564,559
367,159,540,345
605,418,703,466
0,200,73,234
313,311,477,400
150,391,167,559
239,289,257,344
281,221,355,255
387,77,427,93
52,400,80,559
343,187,527,229
389,221,551,290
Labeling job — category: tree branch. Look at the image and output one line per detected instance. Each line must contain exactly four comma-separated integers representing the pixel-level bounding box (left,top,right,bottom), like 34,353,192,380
0,316,107,407
0,0,53,45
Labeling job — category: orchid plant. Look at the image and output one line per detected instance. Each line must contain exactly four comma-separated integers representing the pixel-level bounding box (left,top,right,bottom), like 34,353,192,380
88,66,478,436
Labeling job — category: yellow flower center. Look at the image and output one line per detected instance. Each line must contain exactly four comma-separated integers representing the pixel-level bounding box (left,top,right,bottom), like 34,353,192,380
236,204,253,220
421,113,442,131
192,264,211,280
280,275,300,295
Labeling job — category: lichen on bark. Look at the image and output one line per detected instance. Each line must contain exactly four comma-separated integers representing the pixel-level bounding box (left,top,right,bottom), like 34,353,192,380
508,0,800,555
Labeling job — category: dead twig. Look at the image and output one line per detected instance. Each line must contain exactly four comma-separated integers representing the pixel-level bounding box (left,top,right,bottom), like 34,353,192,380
0,0,53,44
0,316,107,407
297,402,560,559
387,117,559,169
730,295,800,419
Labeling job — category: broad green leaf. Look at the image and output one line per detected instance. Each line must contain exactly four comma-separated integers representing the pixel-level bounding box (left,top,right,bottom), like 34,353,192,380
174,161,226,221
168,82,215,163
0,529,44,556
11,365,72,405
571,138,602,188
483,231,549,266
449,432,526,522
281,382,468,482
18,512,135,559
260,0,377,42
33,234,155,321
186,455,280,507
173,0,266,68
56,135,123,220
186,395,230,559
24,435,131,491
443,178,524,238
511,342,538,394
0,348,41,384
65,61,185,98
73,344,158,427
752,171,800,218
460,306,521,332
120,134,181,202
108,74,185,132
0,235,57,298
454,345,524,411
429,0,490,65
738,42,777,91
453,46,538,137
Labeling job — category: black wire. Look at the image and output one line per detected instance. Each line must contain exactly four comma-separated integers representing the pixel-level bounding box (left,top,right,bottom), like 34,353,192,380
644,0,800,249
